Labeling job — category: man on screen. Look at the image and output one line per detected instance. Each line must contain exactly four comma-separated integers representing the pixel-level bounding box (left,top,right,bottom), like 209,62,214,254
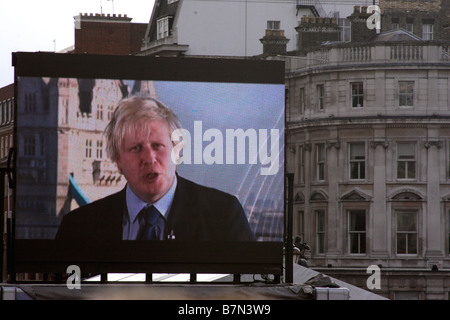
55,96,254,242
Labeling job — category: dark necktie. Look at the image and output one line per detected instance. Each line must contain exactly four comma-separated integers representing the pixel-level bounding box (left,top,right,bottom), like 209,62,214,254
137,205,166,240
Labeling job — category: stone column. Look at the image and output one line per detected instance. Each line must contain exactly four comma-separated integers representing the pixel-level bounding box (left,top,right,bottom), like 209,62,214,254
326,137,341,255
370,136,389,257
424,137,443,257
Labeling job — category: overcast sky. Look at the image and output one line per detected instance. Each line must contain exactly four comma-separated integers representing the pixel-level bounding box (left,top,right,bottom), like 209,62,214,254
0,0,376,89
0,0,155,88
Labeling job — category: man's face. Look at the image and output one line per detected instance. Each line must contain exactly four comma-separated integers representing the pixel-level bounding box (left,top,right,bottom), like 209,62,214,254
117,119,177,203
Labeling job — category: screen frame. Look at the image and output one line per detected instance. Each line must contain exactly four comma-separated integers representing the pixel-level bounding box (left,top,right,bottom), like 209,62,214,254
12,52,285,277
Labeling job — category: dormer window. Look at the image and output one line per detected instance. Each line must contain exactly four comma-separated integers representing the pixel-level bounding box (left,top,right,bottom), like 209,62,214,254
157,16,170,40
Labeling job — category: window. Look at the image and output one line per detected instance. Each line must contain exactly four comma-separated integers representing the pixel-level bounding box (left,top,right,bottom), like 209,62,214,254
339,18,351,42
25,93,37,113
316,144,325,181
349,142,365,180
351,82,364,108
406,19,414,33
422,23,434,40
317,84,324,110
316,210,326,254
349,210,366,254
157,17,170,40
397,142,416,179
85,139,92,158
96,104,103,120
396,210,418,255
399,81,414,107
24,135,36,156
395,291,420,300
267,20,280,30
96,140,103,159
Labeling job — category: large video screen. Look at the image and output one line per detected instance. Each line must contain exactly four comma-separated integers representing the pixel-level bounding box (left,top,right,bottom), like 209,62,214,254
12,52,285,275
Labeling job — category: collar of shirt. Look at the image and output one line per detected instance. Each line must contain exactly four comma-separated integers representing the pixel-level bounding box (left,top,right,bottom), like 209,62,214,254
125,175,178,224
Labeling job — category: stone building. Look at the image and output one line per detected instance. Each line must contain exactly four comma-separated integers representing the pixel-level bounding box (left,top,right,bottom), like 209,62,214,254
284,25,450,299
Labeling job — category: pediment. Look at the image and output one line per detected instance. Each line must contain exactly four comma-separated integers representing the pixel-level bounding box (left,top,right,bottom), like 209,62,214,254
341,190,371,202
294,192,305,203
310,190,328,202
391,191,423,201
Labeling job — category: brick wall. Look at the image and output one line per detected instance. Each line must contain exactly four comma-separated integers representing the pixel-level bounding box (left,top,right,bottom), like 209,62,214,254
74,14,148,55
379,0,449,40
296,17,340,52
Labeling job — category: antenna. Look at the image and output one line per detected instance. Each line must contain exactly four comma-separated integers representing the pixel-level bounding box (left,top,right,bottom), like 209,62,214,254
107,0,115,14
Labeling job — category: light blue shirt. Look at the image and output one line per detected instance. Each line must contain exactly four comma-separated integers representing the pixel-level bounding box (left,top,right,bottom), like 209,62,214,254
122,176,177,240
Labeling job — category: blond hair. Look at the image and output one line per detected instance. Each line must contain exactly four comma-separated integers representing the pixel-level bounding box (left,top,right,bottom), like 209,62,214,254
104,95,182,163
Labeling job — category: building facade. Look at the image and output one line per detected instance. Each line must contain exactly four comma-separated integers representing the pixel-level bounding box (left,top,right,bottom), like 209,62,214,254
140,0,322,56
380,0,450,41
284,35,450,299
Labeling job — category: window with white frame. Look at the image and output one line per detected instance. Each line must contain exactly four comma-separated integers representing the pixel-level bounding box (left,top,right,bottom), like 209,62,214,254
398,81,414,107
316,210,326,254
349,142,365,180
406,19,414,33
96,140,103,159
316,143,325,181
317,84,324,110
351,82,364,108
267,20,280,30
85,139,92,158
397,142,416,179
396,210,418,255
339,18,351,42
349,210,366,254
157,17,170,40
422,23,434,40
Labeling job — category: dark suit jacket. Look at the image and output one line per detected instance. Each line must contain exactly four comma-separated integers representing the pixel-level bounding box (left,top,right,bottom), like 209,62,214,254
55,175,255,242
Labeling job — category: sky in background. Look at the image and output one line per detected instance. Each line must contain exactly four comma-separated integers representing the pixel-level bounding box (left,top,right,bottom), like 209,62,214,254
0,0,155,88
0,0,376,88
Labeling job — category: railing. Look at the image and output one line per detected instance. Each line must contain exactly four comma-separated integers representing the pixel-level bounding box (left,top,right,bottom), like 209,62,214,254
296,0,326,18
281,42,450,73
390,44,422,61
342,46,371,62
